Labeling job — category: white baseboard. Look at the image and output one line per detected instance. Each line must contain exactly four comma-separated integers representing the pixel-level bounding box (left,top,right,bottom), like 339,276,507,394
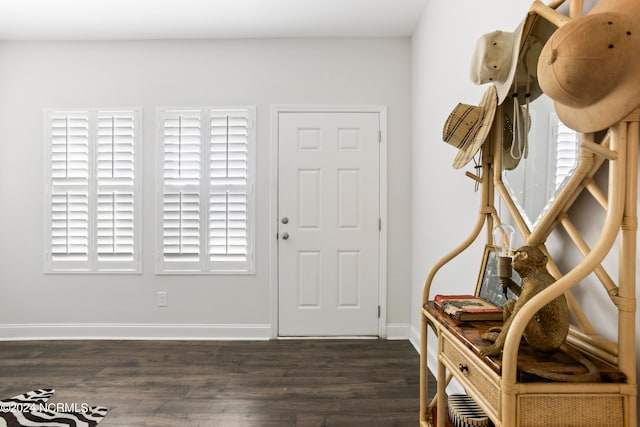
409,324,465,395
409,324,420,353
0,323,423,344
0,323,272,341
409,325,438,373
386,323,411,340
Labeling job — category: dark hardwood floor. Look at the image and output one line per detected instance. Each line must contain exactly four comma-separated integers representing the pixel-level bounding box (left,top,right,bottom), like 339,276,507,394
0,339,431,426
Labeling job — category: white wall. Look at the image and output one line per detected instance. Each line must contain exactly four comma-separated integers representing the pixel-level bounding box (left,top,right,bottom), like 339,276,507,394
0,38,412,338
411,0,640,406
410,0,532,346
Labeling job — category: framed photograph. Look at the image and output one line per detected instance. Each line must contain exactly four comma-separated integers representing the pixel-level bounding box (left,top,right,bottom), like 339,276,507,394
474,245,520,308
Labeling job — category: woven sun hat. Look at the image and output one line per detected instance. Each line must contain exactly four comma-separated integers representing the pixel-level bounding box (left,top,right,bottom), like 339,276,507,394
469,21,524,104
537,0,640,133
443,85,498,169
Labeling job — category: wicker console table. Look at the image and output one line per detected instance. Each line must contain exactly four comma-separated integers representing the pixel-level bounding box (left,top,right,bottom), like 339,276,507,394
422,303,630,426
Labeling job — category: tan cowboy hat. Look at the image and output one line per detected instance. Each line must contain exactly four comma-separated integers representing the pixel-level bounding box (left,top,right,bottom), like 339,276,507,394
511,13,557,106
470,13,556,105
443,85,498,169
537,0,640,133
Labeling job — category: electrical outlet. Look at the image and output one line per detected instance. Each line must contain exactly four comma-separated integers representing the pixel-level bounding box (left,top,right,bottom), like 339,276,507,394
157,291,168,307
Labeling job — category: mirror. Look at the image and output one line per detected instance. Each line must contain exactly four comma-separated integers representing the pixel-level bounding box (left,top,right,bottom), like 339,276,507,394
499,12,580,231
502,94,580,229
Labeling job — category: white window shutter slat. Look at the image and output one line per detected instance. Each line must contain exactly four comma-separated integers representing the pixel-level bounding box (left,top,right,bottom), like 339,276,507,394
49,112,90,264
208,110,249,264
95,111,138,266
162,191,201,261
210,111,249,188
163,113,201,187
554,119,579,190
97,113,136,185
161,111,203,264
50,191,89,261
96,112,137,264
96,192,135,261
50,114,90,185
209,192,248,261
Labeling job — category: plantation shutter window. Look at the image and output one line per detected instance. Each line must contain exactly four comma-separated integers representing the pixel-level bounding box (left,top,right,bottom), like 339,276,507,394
45,109,141,273
158,107,255,274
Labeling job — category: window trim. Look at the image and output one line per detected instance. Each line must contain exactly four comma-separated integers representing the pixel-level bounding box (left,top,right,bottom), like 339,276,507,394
44,108,143,274
155,106,256,275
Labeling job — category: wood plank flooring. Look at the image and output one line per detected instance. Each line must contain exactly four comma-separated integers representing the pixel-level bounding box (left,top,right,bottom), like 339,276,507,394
0,339,430,426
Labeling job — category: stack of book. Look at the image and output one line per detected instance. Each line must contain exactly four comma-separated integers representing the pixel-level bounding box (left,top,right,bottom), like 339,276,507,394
434,294,503,322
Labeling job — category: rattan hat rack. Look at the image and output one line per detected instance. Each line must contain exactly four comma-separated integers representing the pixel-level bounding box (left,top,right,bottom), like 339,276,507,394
419,0,639,425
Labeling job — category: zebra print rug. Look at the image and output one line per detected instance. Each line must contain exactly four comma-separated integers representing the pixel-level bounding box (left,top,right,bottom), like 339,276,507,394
0,389,107,427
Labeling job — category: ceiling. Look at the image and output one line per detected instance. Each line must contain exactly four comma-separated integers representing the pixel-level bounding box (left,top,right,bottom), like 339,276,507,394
0,0,427,40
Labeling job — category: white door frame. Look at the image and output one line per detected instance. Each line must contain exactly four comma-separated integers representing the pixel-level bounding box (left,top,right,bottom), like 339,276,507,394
269,105,388,338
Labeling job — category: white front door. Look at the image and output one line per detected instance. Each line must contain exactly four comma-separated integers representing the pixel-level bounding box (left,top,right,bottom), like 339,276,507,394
277,111,380,336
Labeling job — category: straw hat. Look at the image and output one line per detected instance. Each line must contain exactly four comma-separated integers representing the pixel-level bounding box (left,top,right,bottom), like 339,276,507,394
470,13,556,105
443,85,498,169
537,0,640,132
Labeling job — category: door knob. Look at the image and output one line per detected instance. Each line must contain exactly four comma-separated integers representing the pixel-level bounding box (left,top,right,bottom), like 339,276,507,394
281,217,289,224
281,232,289,240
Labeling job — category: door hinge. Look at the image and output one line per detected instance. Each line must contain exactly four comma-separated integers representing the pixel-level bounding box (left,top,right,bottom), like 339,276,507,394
378,305,381,318
378,218,382,231
378,130,382,143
